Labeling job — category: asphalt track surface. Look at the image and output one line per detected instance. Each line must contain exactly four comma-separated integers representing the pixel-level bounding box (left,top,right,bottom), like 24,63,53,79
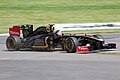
0,34,120,80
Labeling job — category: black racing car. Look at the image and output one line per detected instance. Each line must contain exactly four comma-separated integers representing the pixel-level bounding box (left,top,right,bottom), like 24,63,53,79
6,24,116,53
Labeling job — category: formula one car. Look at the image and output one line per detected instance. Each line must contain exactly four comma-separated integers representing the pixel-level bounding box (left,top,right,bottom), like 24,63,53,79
6,24,116,53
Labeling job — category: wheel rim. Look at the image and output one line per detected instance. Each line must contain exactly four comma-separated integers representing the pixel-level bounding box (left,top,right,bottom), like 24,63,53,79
47,37,54,51
66,39,73,52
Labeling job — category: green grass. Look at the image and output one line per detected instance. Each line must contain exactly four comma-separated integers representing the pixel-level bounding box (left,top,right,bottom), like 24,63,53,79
97,51,120,55
0,0,120,33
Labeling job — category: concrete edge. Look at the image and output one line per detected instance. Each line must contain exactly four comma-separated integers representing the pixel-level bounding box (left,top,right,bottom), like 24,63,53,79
0,33,9,36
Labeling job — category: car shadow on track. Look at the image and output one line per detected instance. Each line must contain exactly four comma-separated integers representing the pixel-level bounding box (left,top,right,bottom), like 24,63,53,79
2,48,65,53
1,49,116,54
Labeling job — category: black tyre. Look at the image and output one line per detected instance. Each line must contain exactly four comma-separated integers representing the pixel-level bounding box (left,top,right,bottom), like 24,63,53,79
6,36,21,51
65,37,78,53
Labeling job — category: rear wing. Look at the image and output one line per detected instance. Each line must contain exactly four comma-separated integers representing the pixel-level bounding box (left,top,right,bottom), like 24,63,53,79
9,26,20,36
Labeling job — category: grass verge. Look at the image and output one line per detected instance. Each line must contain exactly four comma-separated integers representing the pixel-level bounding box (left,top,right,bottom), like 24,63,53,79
97,51,120,55
0,0,120,33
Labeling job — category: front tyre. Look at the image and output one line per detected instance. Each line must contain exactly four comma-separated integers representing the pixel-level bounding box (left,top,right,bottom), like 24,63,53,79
65,37,78,53
6,36,21,51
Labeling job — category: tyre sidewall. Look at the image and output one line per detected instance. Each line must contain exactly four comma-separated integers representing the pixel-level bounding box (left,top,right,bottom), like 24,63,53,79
6,36,21,51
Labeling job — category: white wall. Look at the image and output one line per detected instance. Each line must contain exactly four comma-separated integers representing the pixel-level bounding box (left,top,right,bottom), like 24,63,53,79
54,22,120,31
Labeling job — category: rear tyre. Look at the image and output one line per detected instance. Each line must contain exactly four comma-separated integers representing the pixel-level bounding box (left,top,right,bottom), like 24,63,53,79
6,36,21,51
65,37,78,53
